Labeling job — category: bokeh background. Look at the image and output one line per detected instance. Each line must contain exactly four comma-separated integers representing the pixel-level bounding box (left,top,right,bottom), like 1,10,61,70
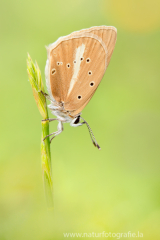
0,0,160,239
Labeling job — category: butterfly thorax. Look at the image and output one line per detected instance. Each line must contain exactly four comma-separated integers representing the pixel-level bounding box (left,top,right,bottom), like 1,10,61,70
48,101,75,123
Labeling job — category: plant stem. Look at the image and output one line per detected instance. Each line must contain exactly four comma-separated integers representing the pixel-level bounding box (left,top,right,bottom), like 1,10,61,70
41,120,53,209
27,54,53,209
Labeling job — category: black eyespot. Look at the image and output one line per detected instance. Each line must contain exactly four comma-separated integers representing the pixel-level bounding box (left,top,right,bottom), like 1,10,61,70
57,62,60,66
74,60,76,64
67,63,70,68
77,95,82,100
86,58,90,63
88,71,92,75
80,57,84,61
90,82,94,87
51,69,56,75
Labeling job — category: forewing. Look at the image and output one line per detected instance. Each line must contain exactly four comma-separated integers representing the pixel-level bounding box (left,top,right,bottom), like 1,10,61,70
70,26,117,65
45,39,74,103
64,36,106,113
45,26,117,115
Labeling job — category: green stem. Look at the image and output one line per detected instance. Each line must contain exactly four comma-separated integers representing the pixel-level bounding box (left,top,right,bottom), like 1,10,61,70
27,54,53,209
41,120,53,209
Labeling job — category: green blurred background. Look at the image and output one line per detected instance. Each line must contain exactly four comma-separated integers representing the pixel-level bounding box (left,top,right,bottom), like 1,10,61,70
0,0,160,239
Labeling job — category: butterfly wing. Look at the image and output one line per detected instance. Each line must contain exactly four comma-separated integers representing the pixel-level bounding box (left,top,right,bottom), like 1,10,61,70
70,26,117,66
45,26,117,116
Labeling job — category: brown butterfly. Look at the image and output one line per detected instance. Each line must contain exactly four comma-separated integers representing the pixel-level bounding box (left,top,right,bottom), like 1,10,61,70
42,26,117,150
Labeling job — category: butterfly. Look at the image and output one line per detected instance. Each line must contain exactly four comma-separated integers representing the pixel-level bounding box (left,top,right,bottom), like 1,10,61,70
42,26,117,150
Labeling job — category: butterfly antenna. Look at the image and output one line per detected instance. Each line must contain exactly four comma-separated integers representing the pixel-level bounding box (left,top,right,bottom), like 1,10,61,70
80,116,101,150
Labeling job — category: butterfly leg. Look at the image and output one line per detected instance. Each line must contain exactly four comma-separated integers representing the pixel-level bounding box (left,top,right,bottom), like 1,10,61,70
50,121,63,143
41,91,51,100
43,121,63,142
42,118,58,122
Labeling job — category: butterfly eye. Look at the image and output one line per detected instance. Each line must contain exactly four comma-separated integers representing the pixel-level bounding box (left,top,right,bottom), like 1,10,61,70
57,62,60,66
51,69,56,75
88,71,92,75
73,116,80,124
67,63,70,68
86,58,90,63
77,95,82,100
90,81,94,87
